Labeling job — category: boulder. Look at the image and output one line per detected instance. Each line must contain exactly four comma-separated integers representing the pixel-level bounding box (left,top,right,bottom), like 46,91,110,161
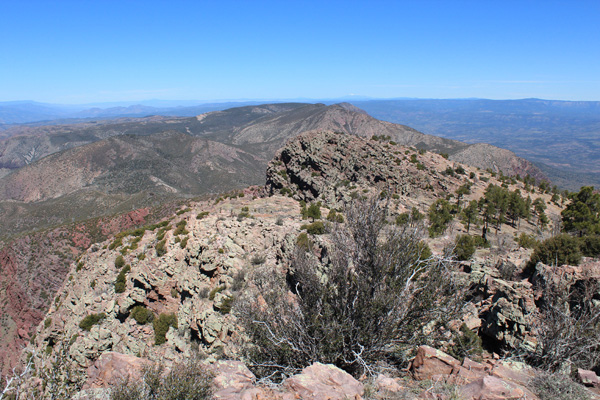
374,374,403,393
83,352,148,389
460,375,532,400
578,368,599,387
212,360,265,400
410,345,462,380
283,362,363,399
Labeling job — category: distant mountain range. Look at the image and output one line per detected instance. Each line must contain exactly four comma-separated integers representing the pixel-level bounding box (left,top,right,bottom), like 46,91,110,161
1,97,598,190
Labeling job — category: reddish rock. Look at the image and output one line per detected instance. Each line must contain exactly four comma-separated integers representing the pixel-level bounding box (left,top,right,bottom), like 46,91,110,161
410,345,462,380
462,358,486,373
374,374,403,393
489,362,535,388
84,352,148,389
460,375,533,400
212,360,261,400
0,206,166,375
283,362,364,399
578,368,599,387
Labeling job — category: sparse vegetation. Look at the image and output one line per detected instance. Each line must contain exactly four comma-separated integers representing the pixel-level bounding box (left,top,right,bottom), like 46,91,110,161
428,199,453,237
529,267,600,372
196,211,209,219
326,209,344,223
173,220,189,236
79,313,106,331
296,232,312,250
208,286,225,301
306,202,321,221
448,323,483,361
114,255,125,269
219,296,234,314
114,264,131,293
516,232,538,249
300,221,326,235
529,234,582,267
237,206,252,220
179,237,188,248
531,372,591,400
153,313,178,345
452,234,476,261
251,254,266,265
155,239,167,257
130,305,153,325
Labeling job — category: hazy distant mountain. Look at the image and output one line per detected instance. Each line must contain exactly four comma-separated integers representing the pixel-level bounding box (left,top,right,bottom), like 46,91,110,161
0,101,77,124
0,100,271,125
351,98,600,190
4,97,599,190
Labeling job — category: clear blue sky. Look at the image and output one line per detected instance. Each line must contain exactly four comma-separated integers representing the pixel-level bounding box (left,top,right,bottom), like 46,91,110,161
1,0,599,103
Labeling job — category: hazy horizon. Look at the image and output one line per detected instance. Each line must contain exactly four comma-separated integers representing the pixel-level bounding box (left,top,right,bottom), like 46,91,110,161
4,95,600,109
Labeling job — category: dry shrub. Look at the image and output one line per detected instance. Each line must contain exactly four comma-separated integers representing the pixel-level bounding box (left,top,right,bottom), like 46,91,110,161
110,359,213,400
531,372,590,400
236,197,465,380
529,266,600,372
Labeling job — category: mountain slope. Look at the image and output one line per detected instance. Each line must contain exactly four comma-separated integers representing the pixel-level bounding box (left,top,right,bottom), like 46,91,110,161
0,103,544,182
0,132,264,238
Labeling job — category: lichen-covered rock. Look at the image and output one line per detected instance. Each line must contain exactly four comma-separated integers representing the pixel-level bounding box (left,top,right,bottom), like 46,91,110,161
24,195,307,393
469,263,537,351
266,130,473,209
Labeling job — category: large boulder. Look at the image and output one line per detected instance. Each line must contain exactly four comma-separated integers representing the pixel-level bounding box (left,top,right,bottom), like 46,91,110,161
83,352,148,389
460,375,534,400
212,360,267,400
410,345,463,380
283,362,364,399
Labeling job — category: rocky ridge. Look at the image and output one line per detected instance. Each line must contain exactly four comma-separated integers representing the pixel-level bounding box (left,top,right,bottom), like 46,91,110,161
13,131,597,399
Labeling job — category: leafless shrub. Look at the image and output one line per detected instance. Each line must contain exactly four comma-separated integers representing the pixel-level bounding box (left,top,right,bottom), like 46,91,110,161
1,352,35,400
2,343,83,400
236,197,465,380
529,266,600,372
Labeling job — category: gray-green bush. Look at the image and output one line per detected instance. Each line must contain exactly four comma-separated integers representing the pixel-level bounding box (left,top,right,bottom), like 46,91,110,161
236,197,464,379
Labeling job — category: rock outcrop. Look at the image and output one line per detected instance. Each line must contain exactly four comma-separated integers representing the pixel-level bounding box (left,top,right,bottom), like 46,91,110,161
26,195,305,391
410,346,538,399
8,130,590,399
266,130,482,210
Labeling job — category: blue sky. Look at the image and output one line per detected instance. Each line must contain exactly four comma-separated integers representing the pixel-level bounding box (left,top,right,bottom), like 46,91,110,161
1,0,599,103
